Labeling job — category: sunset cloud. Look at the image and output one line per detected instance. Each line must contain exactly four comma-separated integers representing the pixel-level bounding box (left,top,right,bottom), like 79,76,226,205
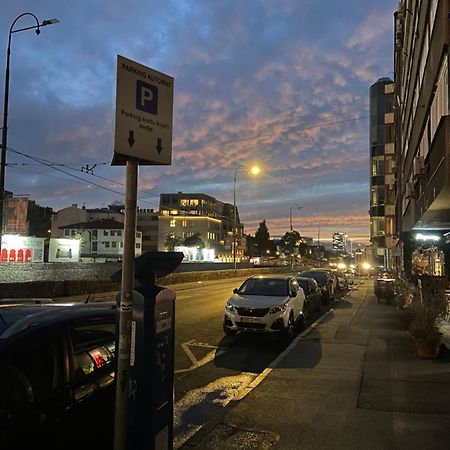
1,0,396,244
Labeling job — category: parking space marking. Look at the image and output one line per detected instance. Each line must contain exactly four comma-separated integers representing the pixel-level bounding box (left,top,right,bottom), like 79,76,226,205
176,340,225,374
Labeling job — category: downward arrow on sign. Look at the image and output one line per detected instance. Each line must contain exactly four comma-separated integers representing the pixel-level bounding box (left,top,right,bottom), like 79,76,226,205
156,138,163,154
127,130,135,148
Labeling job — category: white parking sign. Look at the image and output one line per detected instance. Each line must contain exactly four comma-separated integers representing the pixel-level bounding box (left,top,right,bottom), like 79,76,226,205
112,55,174,165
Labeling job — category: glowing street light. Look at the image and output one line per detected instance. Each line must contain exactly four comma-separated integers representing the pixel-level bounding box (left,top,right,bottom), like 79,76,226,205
233,164,261,275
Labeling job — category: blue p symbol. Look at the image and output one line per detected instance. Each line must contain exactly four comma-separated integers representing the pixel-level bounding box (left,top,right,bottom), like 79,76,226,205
136,80,158,115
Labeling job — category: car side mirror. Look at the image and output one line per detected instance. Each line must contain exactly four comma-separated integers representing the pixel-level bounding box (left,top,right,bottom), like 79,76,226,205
233,288,238,294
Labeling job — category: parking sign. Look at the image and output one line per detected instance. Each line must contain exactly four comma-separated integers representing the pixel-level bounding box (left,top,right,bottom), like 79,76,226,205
112,55,174,165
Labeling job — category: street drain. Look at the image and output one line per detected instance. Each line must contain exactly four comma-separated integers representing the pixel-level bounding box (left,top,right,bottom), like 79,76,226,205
200,423,279,449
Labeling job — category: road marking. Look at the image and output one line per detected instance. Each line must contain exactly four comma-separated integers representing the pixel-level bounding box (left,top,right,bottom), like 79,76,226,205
176,340,225,374
232,309,334,401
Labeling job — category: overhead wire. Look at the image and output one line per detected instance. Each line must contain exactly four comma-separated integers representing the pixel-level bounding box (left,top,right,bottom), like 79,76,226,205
6,146,160,207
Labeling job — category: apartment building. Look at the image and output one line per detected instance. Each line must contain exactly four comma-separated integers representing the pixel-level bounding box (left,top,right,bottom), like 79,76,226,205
158,192,238,261
59,219,142,260
394,0,449,277
369,78,396,268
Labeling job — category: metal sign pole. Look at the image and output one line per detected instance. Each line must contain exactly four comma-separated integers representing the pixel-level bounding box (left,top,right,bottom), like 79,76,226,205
114,157,138,450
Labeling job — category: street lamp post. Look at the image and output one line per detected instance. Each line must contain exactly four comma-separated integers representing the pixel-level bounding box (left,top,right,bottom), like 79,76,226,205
289,203,302,232
0,13,59,252
233,165,260,276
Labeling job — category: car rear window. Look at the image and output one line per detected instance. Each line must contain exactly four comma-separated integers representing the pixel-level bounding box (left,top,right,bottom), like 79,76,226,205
238,278,288,296
300,271,327,285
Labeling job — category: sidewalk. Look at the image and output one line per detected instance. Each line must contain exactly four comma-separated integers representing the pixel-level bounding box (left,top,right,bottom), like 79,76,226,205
181,279,450,450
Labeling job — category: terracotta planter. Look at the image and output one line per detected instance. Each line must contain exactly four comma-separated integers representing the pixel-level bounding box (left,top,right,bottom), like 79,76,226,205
413,339,440,359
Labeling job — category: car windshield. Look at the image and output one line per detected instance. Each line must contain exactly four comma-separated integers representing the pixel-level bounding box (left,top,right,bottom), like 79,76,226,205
237,278,288,296
301,271,327,285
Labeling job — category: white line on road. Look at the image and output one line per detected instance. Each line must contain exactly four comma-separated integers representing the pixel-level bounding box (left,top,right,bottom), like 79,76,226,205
176,340,225,374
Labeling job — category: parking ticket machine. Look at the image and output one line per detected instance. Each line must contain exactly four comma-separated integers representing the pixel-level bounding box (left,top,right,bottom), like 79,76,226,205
112,251,184,450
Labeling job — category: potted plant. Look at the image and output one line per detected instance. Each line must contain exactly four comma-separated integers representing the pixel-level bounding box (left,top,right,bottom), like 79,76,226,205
407,275,448,359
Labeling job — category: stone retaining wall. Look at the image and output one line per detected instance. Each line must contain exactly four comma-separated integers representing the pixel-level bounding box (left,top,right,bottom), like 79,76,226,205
0,262,291,298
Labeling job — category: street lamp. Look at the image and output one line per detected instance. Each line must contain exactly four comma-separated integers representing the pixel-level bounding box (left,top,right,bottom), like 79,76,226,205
289,203,302,232
0,13,59,251
289,204,302,270
233,164,260,276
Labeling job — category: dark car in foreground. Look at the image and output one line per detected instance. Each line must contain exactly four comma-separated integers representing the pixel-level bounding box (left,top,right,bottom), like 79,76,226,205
0,300,116,450
299,269,336,304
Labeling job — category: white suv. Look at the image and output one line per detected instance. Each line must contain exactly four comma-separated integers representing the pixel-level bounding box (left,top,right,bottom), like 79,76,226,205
223,275,307,341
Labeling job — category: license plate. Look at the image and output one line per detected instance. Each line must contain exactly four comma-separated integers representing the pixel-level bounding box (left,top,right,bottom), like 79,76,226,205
242,317,261,324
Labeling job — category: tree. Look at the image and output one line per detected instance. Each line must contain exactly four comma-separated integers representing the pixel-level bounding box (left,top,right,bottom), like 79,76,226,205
254,220,270,256
183,232,204,249
164,234,182,251
281,230,301,254
27,201,52,237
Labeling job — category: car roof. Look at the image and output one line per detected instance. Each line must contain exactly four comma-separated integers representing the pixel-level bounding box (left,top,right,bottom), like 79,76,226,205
300,269,329,274
0,302,116,340
297,276,317,282
248,274,293,280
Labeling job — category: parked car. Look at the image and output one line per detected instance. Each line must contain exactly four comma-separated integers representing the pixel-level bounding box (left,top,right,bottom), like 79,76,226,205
299,269,336,304
223,275,307,341
343,268,355,285
333,270,349,292
0,300,116,450
297,276,322,312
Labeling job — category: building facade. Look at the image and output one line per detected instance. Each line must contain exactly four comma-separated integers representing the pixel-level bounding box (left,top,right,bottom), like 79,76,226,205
51,204,124,238
158,192,238,261
137,208,159,253
59,219,142,261
394,0,449,278
369,78,396,269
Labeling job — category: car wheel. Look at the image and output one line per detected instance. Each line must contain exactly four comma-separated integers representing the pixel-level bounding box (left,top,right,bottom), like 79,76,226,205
315,298,322,312
223,321,237,336
301,304,310,329
283,313,295,342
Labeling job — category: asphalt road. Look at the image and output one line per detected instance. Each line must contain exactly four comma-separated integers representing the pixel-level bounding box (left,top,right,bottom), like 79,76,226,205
168,275,338,447
58,273,347,447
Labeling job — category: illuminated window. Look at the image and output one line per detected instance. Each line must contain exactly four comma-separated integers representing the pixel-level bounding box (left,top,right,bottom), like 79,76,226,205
182,220,187,227
162,210,169,216
170,219,176,227
171,210,178,215
190,199,199,206
181,199,189,206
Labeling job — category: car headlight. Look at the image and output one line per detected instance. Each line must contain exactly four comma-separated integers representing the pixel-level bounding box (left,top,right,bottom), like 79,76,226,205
269,304,288,314
226,301,236,312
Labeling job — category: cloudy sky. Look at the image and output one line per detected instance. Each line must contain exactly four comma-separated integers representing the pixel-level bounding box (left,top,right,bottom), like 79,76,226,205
0,0,396,243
